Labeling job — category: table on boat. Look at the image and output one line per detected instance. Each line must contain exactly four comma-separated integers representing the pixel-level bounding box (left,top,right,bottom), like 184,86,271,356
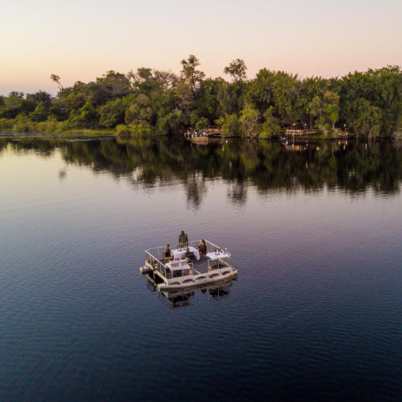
206,250,231,261
172,246,200,261
166,259,191,271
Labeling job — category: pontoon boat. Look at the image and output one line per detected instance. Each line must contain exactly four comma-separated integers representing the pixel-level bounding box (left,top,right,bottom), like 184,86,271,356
140,240,238,291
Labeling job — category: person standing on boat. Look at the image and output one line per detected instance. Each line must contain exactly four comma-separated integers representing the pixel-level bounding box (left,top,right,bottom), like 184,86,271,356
164,244,172,261
185,247,195,261
198,239,207,256
178,230,189,248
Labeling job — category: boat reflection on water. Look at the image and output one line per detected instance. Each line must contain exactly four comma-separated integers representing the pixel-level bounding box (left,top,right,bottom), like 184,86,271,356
153,278,236,308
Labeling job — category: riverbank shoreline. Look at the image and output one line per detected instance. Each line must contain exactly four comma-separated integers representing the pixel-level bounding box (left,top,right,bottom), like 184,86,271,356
0,130,115,141
1,130,398,144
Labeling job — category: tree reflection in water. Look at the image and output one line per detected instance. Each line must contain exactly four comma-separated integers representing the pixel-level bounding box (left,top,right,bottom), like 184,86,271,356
2,137,402,208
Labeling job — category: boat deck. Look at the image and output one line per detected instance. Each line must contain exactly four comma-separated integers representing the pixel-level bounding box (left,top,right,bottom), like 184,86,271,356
142,240,234,284
191,255,210,274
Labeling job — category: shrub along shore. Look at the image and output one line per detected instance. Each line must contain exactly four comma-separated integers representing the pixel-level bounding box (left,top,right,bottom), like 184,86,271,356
1,57,401,140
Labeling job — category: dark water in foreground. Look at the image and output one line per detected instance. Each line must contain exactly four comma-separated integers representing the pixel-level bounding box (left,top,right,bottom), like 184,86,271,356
0,138,401,402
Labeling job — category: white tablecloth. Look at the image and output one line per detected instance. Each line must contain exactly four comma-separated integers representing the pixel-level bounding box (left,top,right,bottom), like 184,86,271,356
206,251,231,261
172,246,200,261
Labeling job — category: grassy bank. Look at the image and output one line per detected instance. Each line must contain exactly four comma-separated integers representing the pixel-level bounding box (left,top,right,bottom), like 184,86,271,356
1,116,399,142
0,117,167,140
0,118,117,140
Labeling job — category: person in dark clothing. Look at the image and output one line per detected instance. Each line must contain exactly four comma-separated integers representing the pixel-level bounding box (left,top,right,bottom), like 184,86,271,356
198,239,207,256
164,244,172,261
178,230,189,248
185,247,195,261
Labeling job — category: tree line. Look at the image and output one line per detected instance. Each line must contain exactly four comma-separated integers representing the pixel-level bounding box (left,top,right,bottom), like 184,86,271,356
0,57,401,138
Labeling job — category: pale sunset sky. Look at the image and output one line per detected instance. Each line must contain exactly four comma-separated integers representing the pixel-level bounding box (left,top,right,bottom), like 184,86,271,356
1,0,402,94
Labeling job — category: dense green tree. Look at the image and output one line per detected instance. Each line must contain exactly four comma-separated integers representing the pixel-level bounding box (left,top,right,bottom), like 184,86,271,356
260,107,280,138
30,102,49,122
175,55,205,124
307,96,322,127
246,69,274,114
268,71,299,126
218,114,240,137
239,104,260,137
220,79,247,116
0,92,28,118
96,70,131,98
339,66,402,136
125,94,153,125
306,90,340,132
26,91,52,108
68,101,99,128
99,98,127,128
180,55,205,92
156,109,183,135
322,91,340,130
297,77,328,128
347,98,382,137
194,78,225,125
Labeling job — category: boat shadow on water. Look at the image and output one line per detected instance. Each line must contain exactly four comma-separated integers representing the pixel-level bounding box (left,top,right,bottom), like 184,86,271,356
145,278,237,308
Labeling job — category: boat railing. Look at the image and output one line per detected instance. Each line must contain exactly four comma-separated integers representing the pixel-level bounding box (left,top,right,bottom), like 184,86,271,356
146,248,197,279
204,239,227,254
145,249,168,277
145,246,167,262
208,258,232,271
176,239,226,254
145,239,230,273
147,240,225,256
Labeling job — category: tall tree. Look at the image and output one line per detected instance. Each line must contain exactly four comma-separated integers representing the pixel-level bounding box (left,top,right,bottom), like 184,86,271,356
50,74,63,91
180,55,205,93
224,59,247,82
176,55,205,124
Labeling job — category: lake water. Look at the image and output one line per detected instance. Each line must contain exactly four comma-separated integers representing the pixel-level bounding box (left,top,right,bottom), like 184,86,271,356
0,138,401,402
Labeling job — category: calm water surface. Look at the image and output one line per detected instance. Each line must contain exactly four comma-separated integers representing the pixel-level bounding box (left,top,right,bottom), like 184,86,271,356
0,138,401,402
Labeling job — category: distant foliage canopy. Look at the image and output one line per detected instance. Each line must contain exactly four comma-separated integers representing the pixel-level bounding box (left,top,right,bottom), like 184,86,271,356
0,56,401,137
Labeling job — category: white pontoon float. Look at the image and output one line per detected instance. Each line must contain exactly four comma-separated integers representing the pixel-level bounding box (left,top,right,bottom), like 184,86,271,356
140,240,238,291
